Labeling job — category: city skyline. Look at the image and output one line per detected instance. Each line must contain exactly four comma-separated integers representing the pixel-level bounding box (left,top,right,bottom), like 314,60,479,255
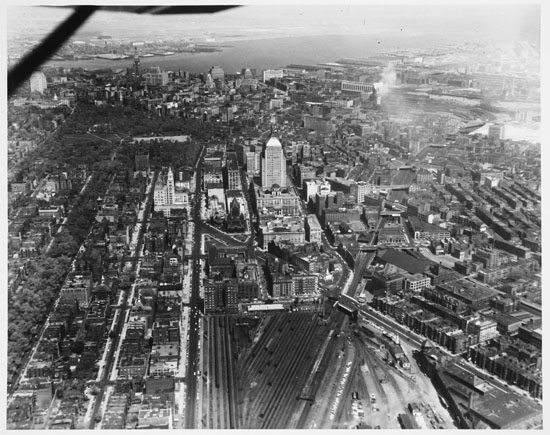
4,1,543,431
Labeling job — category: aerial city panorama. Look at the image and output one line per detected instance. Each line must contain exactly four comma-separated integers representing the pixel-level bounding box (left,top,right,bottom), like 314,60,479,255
5,4,542,430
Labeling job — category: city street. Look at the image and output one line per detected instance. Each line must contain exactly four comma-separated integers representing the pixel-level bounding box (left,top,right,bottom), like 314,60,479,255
88,170,156,428
6,7,542,429
184,145,207,429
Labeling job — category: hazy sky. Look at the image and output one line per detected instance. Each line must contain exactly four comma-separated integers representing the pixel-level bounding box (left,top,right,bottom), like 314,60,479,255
7,3,541,45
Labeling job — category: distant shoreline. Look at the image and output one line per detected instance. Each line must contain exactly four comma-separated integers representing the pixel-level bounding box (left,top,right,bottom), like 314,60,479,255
39,33,399,73
49,46,225,63
37,31,519,76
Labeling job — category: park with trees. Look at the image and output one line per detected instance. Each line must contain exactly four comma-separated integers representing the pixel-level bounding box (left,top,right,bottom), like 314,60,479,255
7,100,208,385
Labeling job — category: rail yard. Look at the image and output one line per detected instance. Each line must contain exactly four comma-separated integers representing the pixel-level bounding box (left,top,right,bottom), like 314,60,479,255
199,303,458,429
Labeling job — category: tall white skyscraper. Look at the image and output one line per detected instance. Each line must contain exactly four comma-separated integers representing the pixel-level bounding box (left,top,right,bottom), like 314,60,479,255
262,137,286,188
30,71,47,94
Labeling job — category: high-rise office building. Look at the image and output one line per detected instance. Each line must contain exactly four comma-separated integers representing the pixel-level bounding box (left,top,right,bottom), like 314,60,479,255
263,69,284,82
246,150,262,176
488,124,505,141
30,71,47,94
133,46,140,75
209,65,225,81
144,66,169,86
262,137,286,188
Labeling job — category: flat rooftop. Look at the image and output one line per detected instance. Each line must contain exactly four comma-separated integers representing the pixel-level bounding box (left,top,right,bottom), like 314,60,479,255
436,279,499,303
441,360,542,429
377,248,431,274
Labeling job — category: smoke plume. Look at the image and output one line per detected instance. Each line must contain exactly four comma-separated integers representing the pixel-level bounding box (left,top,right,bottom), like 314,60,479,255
374,64,397,97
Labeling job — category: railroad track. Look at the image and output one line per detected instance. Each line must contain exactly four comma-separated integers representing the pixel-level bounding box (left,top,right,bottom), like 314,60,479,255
222,317,238,429
242,314,300,424
203,316,240,429
204,311,348,429
238,313,321,428
356,334,409,427
310,338,352,428
332,357,359,428
259,315,319,428
294,321,343,428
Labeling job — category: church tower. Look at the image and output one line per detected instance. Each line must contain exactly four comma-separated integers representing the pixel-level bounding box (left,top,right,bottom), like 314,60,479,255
166,167,175,204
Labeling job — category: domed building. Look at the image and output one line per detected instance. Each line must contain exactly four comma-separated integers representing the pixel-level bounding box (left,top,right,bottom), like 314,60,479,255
93,276,113,300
